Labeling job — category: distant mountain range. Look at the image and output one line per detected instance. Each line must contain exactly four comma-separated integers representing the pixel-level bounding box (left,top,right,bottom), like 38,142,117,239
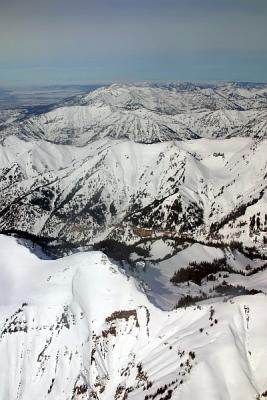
1,83,267,144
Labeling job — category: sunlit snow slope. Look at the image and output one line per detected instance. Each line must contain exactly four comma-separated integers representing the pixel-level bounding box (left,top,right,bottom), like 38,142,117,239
1,235,267,400
0,135,266,249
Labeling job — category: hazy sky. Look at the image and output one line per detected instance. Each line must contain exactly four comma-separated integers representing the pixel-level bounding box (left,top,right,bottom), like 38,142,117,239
0,0,267,85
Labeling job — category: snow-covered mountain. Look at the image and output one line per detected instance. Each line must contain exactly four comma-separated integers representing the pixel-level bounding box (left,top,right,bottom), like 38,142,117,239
1,82,267,145
0,82,267,400
0,134,266,252
1,234,267,400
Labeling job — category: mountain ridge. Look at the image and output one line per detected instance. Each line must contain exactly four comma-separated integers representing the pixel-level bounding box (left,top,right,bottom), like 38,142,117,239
1,234,267,400
1,82,267,145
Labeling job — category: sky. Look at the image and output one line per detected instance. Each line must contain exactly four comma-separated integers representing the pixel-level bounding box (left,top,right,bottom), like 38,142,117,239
0,0,267,85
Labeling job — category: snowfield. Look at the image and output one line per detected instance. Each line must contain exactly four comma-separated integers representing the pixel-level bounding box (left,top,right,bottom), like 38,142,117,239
1,234,267,400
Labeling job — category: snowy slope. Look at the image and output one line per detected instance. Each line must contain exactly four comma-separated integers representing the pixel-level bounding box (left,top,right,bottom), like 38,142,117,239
1,234,267,400
0,135,266,250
